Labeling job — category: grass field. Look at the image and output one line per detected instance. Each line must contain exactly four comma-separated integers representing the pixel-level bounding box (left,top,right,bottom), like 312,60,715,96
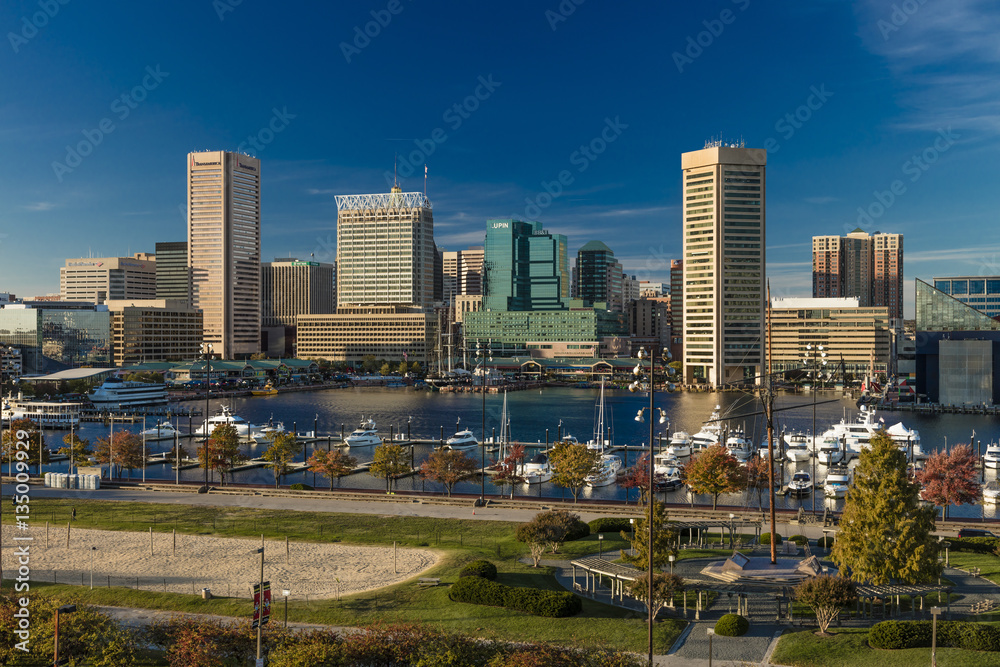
9,498,681,654
771,627,1000,667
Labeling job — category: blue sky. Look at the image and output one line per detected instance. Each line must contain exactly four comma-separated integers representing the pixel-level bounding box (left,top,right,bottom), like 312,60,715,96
2,0,999,316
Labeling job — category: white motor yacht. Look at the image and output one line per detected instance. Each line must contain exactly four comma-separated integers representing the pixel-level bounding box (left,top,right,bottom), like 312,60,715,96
823,405,922,456
725,429,754,461
252,422,286,445
585,454,622,487
824,467,851,499
667,431,692,457
784,433,812,462
690,405,725,450
445,429,479,451
653,452,684,490
141,420,179,440
520,452,553,484
194,406,257,437
984,443,1000,469
758,437,784,461
344,418,381,447
788,471,813,496
817,437,845,465
984,480,1000,504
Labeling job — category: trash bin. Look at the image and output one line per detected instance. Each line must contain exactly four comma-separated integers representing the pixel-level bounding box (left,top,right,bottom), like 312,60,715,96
201,588,212,600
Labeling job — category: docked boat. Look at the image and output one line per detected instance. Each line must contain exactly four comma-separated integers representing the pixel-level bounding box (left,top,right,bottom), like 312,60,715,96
520,452,553,484
690,405,725,449
141,420,179,440
667,431,693,457
788,471,813,496
817,437,845,465
445,429,479,451
585,453,622,487
758,437,784,461
251,383,278,397
343,418,381,447
824,467,851,499
2,394,83,429
821,405,922,456
88,377,168,409
984,480,1000,504
784,432,812,462
194,406,257,437
985,443,1000,469
586,379,613,450
725,428,754,461
252,421,286,445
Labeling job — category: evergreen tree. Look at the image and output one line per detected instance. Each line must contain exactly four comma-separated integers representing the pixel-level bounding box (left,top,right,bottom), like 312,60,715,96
620,499,675,569
831,430,940,585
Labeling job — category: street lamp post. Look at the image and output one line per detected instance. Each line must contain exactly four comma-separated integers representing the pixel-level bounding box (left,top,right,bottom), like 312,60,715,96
804,344,827,516
282,589,290,629
200,343,214,492
729,513,736,549
89,547,96,589
631,345,675,667
930,606,942,667
256,547,265,663
630,518,635,556
668,553,675,576
476,341,491,506
707,627,715,667
598,533,604,559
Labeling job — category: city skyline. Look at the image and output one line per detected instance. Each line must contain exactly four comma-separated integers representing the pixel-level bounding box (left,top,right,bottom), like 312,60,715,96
2,2,999,317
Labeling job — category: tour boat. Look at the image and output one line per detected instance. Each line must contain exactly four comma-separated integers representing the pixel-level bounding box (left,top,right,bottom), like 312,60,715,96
666,431,693,457
343,418,381,447
2,394,83,429
88,377,168,409
788,471,813,496
194,405,257,437
251,383,278,397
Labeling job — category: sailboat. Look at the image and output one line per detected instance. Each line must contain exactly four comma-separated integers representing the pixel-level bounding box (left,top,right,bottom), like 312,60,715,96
585,379,622,487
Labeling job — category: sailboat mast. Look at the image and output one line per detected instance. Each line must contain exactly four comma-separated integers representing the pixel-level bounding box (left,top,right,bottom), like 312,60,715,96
765,282,777,565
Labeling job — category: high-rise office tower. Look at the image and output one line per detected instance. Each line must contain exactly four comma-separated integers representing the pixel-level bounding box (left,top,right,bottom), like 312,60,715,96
442,246,485,300
669,258,683,362
812,229,903,320
155,241,191,307
187,150,261,359
60,254,157,304
335,186,435,309
261,259,336,328
573,241,624,311
483,219,569,312
681,143,766,386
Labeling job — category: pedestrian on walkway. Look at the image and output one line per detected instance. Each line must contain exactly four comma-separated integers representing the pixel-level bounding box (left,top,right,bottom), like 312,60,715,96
72,507,76,521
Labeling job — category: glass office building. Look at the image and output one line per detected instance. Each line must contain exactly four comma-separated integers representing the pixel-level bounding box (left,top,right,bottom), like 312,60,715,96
0,304,112,373
916,279,1000,331
931,276,1000,318
463,307,627,354
483,219,569,312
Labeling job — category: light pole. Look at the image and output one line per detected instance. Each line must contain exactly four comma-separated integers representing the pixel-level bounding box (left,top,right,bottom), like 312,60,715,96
668,553,675,576
475,340,491,506
804,344,826,516
199,343,214,493
256,546,265,663
598,533,604,559
89,547,96,589
729,513,736,549
282,589,290,629
707,627,715,667
930,606,942,667
630,518,635,556
631,345,675,667
53,603,76,666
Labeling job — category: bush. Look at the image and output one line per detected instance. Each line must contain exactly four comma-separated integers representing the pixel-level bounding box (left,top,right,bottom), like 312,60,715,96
759,532,783,545
564,517,591,541
289,483,313,490
788,534,809,546
589,517,633,534
714,614,749,637
459,559,498,581
951,536,998,554
869,620,1000,651
449,575,582,618
817,535,835,549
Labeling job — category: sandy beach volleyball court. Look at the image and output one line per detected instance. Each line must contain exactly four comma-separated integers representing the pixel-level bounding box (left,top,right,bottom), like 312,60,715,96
1,525,438,599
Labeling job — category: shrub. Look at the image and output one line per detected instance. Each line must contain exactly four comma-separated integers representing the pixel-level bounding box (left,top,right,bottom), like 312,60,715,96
788,534,809,546
715,613,749,637
759,532,783,545
459,559,498,581
869,620,928,649
589,517,633,534
951,536,998,554
868,620,1000,651
289,483,313,490
817,535,835,549
449,575,582,618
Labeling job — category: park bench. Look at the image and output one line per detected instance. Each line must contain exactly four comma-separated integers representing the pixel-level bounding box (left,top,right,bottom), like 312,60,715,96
418,578,441,587
971,599,995,614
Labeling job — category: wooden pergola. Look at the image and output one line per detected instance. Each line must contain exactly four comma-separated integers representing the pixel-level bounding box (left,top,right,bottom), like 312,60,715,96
854,582,953,620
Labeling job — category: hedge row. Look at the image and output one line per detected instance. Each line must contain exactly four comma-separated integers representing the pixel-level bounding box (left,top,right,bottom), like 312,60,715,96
449,575,582,618
949,537,998,554
589,517,633,534
869,620,1000,651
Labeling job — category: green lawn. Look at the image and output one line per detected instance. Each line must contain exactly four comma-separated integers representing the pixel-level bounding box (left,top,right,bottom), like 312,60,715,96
11,498,685,654
947,551,1000,586
771,627,1000,667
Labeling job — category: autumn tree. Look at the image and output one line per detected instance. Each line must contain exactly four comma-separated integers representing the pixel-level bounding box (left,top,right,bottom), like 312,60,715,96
200,423,246,486
369,441,410,493
548,440,600,503
626,572,685,621
491,444,525,499
831,430,940,585
93,431,144,480
308,447,358,489
794,575,857,635
682,444,744,510
620,499,675,569
59,432,91,459
915,443,980,520
619,452,652,505
380,363,392,376
1,419,48,472
260,432,302,489
419,449,478,497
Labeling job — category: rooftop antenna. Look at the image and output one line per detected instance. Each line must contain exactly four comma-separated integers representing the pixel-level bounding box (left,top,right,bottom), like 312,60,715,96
424,164,427,197
391,153,402,194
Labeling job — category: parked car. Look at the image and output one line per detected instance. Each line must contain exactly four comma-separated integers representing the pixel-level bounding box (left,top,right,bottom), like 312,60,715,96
957,528,997,539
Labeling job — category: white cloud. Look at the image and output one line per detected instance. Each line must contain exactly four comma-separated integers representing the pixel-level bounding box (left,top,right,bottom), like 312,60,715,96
22,202,56,211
